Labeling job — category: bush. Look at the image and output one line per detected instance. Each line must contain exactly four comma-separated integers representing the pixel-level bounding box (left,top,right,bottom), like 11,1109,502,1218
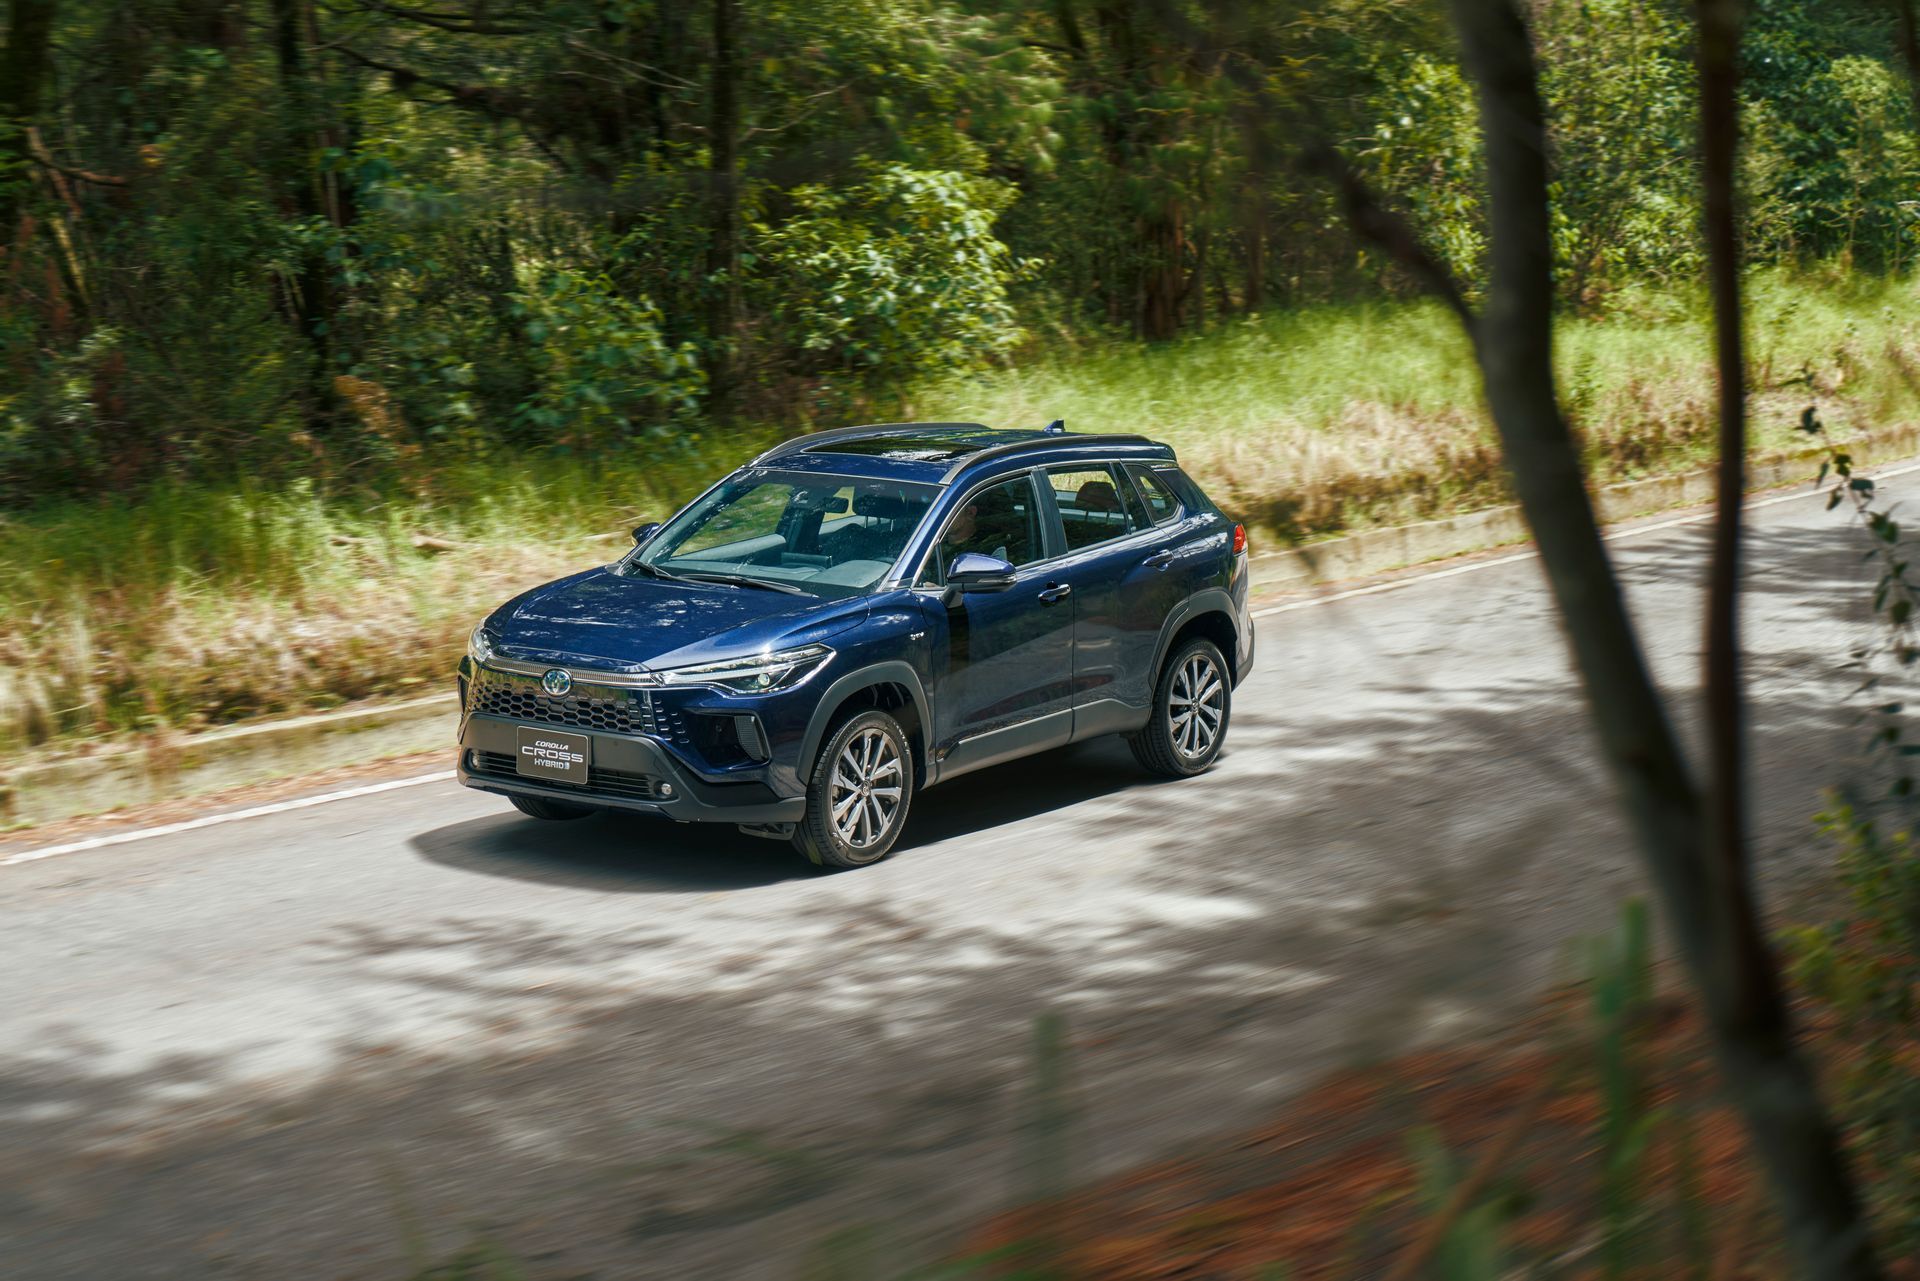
508,269,705,453
753,165,1030,401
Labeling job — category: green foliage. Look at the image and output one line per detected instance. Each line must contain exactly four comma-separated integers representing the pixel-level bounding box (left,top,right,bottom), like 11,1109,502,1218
1360,53,1488,290
1744,0,1919,267
6,0,1920,503
1537,0,1702,304
1782,800,1920,1254
755,166,1028,401
508,269,704,449
1404,1125,1524,1281
1584,898,1664,1277
1799,403,1920,795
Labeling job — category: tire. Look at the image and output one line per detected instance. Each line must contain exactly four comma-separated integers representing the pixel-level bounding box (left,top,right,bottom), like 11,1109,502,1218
1128,637,1231,778
791,709,915,868
510,793,598,821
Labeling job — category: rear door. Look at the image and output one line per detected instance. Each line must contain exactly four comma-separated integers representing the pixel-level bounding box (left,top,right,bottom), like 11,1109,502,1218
1039,464,1188,737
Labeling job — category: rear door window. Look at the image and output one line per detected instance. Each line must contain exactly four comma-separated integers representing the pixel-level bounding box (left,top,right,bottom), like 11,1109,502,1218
1047,466,1143,552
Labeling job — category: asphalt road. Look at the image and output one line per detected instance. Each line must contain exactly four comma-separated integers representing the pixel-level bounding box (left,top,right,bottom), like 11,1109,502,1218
1,478,1899,1279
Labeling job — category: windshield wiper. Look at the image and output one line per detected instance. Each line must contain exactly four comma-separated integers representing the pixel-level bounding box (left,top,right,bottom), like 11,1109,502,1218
675,570,812,597
626,560,689,583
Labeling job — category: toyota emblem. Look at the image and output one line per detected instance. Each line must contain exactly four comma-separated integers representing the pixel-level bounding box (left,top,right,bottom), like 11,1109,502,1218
541,668,572,697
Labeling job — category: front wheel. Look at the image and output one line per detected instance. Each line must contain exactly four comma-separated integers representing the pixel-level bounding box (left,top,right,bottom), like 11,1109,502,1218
1129,637,1231,777
792,709,914,868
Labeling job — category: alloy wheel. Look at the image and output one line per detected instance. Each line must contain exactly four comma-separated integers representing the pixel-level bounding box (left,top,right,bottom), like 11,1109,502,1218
830,727,904,850
1169,652,1224,760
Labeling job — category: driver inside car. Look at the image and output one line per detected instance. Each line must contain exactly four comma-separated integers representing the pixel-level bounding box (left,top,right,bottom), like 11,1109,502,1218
940,487,1023,572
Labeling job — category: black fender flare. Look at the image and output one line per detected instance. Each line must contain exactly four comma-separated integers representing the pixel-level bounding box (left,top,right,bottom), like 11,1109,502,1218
1148,587,1240,687
796,660,935,787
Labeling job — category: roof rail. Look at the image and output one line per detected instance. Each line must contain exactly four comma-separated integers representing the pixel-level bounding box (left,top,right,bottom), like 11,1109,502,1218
940,433,1157,482
750,421,991,466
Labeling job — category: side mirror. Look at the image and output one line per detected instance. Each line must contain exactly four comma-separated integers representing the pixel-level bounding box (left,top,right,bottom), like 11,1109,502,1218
631,522,663,546
945,551,1016,598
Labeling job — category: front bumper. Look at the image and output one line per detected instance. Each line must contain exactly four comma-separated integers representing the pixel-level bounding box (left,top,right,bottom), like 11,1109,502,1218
458,714,807,823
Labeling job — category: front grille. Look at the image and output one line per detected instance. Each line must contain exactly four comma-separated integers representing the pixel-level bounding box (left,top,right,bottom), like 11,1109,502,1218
470,750,664,801
468,667,690,743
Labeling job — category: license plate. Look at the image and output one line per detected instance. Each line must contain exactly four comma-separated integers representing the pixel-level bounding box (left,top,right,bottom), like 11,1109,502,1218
515,726,591,785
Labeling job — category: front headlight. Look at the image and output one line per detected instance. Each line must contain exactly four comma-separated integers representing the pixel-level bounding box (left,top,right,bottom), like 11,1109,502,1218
467,622,498,666
657,644,833,694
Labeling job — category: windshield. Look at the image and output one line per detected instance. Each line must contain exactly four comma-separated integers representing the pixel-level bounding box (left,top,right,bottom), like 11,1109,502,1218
624,469,939,599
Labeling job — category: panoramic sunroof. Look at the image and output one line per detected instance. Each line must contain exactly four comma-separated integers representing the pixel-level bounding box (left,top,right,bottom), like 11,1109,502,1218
807,432,999,461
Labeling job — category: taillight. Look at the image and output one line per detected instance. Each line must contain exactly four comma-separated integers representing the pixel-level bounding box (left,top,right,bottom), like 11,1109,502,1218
1232,523,1247,555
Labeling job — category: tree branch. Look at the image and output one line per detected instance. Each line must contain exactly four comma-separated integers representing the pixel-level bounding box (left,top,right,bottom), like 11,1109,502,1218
25,126,126,188
360,0,537,36
1295,136,1476,333
337,46,534,120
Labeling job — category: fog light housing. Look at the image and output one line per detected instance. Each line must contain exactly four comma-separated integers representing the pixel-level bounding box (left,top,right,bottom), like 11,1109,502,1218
658,782,674,798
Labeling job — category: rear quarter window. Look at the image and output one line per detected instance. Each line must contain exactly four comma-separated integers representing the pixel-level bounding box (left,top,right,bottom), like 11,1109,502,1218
1125,464,1180,524
1151,465,1219,517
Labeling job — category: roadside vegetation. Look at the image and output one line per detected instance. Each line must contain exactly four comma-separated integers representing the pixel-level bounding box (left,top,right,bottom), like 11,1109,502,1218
3,266,1916,754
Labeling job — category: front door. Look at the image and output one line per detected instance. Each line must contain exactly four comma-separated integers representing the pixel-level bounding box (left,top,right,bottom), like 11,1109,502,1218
919,472,1075,778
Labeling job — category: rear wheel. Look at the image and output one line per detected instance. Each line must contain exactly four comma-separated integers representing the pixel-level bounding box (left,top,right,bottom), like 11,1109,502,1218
510,793,597,821
792,709,914,868
1128,637,1231,777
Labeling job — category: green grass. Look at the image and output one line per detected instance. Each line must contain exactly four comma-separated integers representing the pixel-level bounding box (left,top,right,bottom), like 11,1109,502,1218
0,450,745,751
4,266,1918,756
921,266,1920,536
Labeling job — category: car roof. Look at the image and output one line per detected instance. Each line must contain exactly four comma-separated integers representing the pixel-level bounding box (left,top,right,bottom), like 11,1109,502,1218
751,422,1174,484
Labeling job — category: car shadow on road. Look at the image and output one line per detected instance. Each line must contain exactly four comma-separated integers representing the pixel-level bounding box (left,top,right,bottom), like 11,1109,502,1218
411,736,1158,891
410,810,816,892
896,734,1154,849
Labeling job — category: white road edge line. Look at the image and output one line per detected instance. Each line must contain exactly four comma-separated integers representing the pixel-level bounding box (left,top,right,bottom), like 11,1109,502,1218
1251,459,1920,620
1,771,456,867
10,458,1920,867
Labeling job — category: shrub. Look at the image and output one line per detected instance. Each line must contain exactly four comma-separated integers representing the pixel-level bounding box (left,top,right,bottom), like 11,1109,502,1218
753,165,1030,401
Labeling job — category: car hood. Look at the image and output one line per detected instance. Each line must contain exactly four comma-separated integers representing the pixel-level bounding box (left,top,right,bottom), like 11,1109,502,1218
487,567,868,671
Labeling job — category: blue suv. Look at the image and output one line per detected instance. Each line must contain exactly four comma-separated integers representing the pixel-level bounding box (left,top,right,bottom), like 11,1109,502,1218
457,422,1254,866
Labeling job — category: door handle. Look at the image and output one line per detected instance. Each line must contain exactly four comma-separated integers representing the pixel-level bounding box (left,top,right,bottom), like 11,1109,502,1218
1037,582,1072,604
1142,549,1174,570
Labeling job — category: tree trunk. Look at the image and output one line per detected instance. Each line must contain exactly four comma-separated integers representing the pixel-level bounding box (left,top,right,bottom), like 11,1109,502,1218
704,0,742,419
1443,1,1881,1274
1697,1,1882,1273
1138,206,1185,341
1240,199,1266,312
1892,1,1920,122
0,0,59,250
271,0,338,407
